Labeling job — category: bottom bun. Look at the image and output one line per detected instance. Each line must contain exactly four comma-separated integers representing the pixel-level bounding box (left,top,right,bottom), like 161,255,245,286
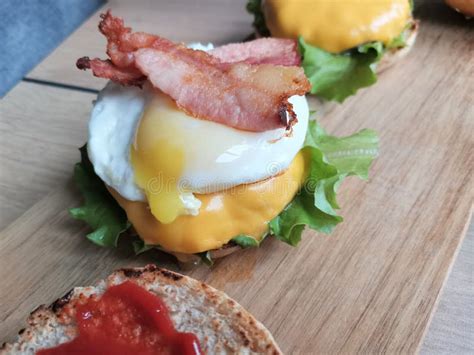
377,20,419,73
129,227,244,266
1,265,282,354
171,243,243,267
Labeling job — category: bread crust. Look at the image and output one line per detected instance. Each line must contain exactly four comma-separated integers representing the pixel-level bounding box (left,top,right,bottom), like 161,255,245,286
377,20,419,73
1,265,281,355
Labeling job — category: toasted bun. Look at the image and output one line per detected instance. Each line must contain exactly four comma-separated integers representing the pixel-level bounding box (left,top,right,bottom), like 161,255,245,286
1,265,281,355
377,20,419,73
445,0,474,17
174,243,242,263
127,226,243,265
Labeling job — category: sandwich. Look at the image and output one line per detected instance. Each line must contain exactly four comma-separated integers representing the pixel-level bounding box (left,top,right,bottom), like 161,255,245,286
445,0,474,16
70,12,379,265
247,0,419,102
1,265,281,354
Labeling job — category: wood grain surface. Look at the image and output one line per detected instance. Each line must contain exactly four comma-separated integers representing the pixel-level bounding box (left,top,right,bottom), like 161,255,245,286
0,83,94,229
1,0,473,353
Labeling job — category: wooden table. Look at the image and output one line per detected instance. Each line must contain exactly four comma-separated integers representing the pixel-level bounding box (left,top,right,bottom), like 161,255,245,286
1,0,472,353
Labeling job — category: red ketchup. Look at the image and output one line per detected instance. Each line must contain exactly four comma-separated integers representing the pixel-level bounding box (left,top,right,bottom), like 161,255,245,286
37,281,201,355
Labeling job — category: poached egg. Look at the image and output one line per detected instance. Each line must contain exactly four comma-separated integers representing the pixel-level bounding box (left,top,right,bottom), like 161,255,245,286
88,80,309,225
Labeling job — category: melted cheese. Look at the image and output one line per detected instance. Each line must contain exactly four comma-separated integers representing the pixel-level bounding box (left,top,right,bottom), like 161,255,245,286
264,0,410,53
110,152,307,254
130,97,189,224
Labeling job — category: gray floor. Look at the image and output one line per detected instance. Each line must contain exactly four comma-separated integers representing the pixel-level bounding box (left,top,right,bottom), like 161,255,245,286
0,0,103,97
421,222,474,354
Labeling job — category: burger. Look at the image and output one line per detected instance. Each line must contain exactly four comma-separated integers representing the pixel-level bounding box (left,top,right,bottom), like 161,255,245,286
445,0,474,16
71,12,379,265
247,0,419,102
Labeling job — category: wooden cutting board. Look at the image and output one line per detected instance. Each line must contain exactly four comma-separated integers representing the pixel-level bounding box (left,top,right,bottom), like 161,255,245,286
1,0,473,353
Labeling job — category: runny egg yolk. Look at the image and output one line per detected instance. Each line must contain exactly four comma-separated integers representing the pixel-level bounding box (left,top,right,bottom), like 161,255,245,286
264,0,411,53
110,151,308,254
130,95,187,224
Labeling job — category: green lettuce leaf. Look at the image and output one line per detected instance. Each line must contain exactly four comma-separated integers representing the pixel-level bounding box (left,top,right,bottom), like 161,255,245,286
246,0,413,102
269,120,378,245
386,32,407,49
299,37,384,102
69,145,130,247
232,235,260,248
132,240,156,255
198,251,214,266
386,21,414,49
246,0,270,36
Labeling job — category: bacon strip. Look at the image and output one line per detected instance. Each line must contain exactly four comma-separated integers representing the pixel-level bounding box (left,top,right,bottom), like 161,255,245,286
134,48,308,131
209,38,301,66
77,57,145,85
77,11,310,132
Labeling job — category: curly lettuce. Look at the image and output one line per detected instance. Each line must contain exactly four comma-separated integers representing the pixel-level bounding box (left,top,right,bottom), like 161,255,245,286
232,235,260,248
270,121,378,245
69,145,130,247
298,21,414,102
299,38,384,103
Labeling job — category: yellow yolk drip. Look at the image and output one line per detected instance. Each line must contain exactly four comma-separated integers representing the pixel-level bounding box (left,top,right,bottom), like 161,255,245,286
130,97,186,224
110,152,307,254
264,0,411,53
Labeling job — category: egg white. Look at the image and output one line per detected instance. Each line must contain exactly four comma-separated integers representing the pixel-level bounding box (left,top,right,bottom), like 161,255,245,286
88,44,309,216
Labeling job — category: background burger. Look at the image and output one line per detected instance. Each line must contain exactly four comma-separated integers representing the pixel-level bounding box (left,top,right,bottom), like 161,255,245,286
247,0,419,102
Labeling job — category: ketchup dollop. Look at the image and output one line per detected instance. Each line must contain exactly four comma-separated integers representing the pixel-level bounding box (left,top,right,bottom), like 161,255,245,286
38,281,201,355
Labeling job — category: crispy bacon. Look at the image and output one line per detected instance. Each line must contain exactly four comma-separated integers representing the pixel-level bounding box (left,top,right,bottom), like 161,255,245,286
77,11,310,132
76,57,145,85
209,38,301,66
98,11,157,68
134,48,309,131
